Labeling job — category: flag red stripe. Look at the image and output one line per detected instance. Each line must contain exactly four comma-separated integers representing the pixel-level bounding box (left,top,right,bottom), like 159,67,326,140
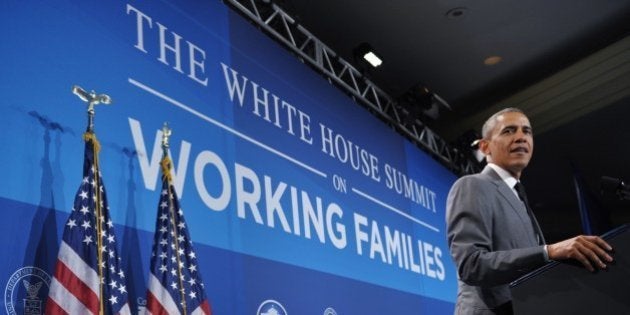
45,297,69,315
53,258,100,314
198,299,212,315
146,290,170,315
56,241,100,294
147,273,181,314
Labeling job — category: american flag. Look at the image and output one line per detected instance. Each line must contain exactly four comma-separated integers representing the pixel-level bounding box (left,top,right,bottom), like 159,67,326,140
46,133,131,314
145,155,212,315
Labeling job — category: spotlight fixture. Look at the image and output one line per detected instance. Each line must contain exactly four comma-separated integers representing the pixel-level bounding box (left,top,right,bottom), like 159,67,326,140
408,85,433,109
484,55,502,66
354,42,383,68
470,139,485,162
397,83,452,122
397,83,435,123
455,130,485,163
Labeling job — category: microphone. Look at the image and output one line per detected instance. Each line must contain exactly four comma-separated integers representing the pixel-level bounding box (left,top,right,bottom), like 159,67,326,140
601,176,630,200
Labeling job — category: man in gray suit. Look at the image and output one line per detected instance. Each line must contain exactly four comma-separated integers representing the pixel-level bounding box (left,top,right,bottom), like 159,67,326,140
446,107,613,314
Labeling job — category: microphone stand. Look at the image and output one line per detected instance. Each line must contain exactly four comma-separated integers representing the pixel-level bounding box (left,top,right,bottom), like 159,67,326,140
601,176,630,201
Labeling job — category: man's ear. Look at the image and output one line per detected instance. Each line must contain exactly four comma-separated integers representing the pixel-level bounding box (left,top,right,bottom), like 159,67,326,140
478,139,490,156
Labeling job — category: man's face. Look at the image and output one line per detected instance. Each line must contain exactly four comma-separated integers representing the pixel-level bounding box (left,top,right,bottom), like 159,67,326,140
480,111,533,178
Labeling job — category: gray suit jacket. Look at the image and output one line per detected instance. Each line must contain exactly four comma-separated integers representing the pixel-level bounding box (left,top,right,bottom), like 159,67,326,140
446,166,547,314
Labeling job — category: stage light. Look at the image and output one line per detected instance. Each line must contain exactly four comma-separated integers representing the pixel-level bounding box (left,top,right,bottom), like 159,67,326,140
363,51,382,67
484,55,502,66
409,85,433,109
470,139,485,162
455,130,485,163
354,43,383,68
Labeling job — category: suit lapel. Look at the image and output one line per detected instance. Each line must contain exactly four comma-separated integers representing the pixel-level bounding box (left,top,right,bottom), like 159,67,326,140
481,166,542,244
481,166,524,215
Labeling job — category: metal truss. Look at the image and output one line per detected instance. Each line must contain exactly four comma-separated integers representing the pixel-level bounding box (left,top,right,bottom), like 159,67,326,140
224,0,479,175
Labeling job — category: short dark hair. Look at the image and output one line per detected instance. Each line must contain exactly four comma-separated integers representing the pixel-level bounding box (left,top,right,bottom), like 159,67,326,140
481,107,525,139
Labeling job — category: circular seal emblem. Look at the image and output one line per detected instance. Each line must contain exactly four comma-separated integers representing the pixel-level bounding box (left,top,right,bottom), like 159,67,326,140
4,266,51,315
323,307,338,315
257,299,288,315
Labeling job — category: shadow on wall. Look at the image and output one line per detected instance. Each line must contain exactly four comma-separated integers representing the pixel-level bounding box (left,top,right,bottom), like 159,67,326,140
20,110,75,311
105,139,147,313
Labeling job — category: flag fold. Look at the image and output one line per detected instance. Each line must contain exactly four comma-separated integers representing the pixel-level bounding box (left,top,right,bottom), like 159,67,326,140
46,132,130,315
145,154,212,315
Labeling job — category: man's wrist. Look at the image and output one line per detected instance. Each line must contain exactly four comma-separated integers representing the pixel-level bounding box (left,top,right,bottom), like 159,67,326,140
543,244,550,261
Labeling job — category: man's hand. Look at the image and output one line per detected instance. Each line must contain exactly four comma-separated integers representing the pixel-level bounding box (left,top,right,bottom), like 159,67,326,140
548,235,613,272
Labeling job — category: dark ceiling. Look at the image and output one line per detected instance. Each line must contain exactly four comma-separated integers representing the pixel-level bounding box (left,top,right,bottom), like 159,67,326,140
271,0,630,241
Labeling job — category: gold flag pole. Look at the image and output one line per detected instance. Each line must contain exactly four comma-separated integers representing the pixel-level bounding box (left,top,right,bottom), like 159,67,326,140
72,85,112,315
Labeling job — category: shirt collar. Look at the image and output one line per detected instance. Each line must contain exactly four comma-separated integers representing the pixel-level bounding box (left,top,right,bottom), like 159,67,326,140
487,163,519,190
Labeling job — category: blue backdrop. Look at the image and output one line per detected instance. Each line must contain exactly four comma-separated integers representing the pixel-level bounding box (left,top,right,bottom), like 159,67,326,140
0,0,457,314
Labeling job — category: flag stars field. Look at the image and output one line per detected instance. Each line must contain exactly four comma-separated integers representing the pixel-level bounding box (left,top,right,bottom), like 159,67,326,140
46,135,131,314
145,154,212,314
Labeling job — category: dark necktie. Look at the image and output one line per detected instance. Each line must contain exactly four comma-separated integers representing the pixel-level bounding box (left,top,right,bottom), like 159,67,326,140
514,182,543,245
